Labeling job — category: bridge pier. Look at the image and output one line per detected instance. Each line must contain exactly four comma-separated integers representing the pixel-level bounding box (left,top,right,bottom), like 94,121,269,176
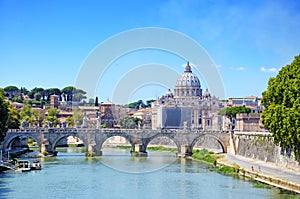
227,131,236,155
87,144,102,156
131,144,148,157
40,141,57,156
178,145,193,158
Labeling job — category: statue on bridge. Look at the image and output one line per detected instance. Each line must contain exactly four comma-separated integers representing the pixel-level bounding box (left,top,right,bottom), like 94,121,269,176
96,116,101,129
82,111,87,128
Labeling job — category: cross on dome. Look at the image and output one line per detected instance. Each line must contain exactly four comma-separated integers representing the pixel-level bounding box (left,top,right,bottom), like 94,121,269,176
185,61,192,72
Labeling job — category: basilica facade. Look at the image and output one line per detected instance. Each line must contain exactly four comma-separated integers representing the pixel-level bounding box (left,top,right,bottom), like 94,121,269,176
151,62,223,130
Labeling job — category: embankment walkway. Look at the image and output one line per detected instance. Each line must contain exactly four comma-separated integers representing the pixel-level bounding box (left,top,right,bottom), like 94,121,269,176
218,154,300,194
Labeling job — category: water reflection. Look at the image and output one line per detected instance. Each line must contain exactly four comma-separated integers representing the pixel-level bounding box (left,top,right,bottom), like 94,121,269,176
100,147,178,173
0,176,13,198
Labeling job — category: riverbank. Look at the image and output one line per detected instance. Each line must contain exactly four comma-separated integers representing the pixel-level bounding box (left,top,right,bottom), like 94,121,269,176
217,154,300,195
118,145,300,195
190,148,300,195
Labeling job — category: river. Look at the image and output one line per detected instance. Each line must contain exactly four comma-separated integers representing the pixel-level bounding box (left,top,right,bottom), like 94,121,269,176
0,147,298,199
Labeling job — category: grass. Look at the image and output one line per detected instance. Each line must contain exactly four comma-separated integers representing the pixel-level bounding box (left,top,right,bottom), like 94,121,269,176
217,166,235,173
191,149,222,164
115,145,178,152
68,144,78,147
115,145,132,149
147,146,178,152
253,181,273,189
191,149,242,176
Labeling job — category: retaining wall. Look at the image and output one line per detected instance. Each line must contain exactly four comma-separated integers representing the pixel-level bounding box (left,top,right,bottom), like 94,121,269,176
235,133,299,170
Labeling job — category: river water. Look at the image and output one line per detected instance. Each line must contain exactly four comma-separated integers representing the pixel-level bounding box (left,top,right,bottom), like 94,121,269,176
0,147,298,199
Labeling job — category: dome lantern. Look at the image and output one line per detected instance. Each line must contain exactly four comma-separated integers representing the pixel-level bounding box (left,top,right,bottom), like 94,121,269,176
185,61,192,72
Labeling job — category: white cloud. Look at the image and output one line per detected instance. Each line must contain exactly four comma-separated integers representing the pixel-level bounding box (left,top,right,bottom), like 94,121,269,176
215,64,222,69
260,67,278,73
230,66,246,71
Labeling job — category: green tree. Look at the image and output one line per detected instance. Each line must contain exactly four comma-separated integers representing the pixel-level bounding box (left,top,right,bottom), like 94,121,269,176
61,86,87,102
119,116,142,129
73,109,83,126
262,55,300,161
32,110,43,127
44,88,61,102
0,89,9,141
218,106,251,130
146,99,155,107
20,104,34,126
66,116,75,128
20,104,43,127
88,98,94,106
44,108,60,127
73,89,87,102
20,87,29,95
34,92,42,101
127,100,146,109
4,85,19,99
6,104,20,129
28,87,44,100
61,86,75,101
218,106,251,119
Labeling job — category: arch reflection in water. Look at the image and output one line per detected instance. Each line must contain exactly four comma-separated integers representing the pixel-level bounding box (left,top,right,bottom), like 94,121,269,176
100,135,178,173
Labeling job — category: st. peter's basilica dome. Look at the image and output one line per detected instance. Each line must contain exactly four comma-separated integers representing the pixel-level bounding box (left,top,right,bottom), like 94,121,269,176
174,62,202,98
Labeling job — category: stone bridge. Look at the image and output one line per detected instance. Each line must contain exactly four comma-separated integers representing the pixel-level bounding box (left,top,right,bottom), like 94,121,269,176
1,128,233,157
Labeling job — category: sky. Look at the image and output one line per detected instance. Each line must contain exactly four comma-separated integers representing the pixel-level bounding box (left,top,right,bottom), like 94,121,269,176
0,0,299,104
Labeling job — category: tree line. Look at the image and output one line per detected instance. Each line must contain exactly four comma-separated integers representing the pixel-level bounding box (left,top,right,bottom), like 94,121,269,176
262,55,300,161
2,85,87,104
0,88,86,141
126,99,155,109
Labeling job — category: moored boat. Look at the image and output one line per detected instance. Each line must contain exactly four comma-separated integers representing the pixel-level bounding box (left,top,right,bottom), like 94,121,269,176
31,160,42,170
15,160,31,172
0,161,16,172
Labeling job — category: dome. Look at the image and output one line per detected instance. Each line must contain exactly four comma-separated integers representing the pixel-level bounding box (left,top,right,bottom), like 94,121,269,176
174,62,202,98
203,88,211,100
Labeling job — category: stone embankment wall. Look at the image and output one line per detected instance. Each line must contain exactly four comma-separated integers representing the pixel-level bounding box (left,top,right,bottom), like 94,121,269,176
234,132,299,170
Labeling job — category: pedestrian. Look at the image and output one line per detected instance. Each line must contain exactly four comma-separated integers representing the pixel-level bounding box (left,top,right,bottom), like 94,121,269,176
251,166,254,171
213,160,217,167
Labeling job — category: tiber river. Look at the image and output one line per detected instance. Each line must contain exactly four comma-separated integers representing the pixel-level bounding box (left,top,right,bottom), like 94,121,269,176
0,147,298,199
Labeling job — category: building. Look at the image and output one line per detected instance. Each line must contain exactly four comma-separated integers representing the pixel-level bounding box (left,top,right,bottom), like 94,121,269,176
227,96,263,113
130,107,152,129
77,106,99,127
235,113,265,132
151,62,223,130
100,99,116,128
50,95,59,108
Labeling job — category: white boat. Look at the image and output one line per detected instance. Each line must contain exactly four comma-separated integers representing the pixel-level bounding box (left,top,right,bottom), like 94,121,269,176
15,160,31,172
31,160,42,170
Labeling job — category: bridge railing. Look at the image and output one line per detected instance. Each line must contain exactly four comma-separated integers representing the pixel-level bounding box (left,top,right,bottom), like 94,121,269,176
7,128,230,134
8,128,48,133
7,128,79,133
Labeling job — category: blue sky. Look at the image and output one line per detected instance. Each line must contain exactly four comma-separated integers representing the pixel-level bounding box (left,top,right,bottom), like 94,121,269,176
1,0,299,104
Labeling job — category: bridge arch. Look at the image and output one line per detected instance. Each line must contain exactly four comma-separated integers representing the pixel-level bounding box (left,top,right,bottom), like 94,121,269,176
190,134,226,153
98,133,135,151
3,134,40,151
51,134,86,152
144,133,181,153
